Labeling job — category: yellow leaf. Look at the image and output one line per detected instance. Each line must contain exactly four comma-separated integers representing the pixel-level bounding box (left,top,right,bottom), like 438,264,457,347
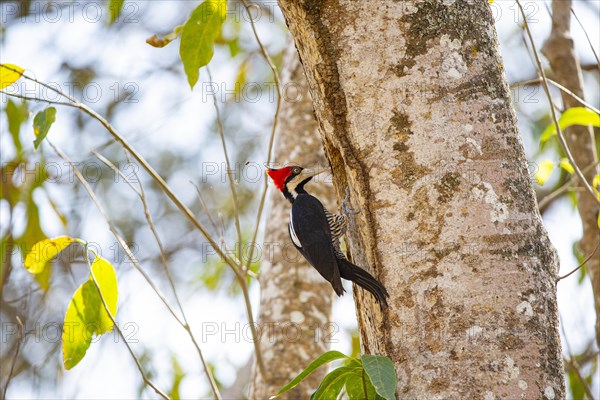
62,256,118,370
593,174,600,201
90,256,119,331
535,160,554,185
541,107,600,142
559,159,574,175
0,64,25,90
24,236,74,274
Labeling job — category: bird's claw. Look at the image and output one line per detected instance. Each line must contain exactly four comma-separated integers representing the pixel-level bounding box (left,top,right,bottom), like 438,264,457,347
343,187,360,216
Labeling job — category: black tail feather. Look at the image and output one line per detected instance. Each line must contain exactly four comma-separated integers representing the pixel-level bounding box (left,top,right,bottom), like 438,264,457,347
337,258,389,306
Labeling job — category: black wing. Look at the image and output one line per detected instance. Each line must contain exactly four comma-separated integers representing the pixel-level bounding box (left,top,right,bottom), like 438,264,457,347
290,194,344,295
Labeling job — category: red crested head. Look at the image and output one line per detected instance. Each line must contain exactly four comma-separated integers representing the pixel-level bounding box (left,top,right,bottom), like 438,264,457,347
266,165,328,201
266,166,294,191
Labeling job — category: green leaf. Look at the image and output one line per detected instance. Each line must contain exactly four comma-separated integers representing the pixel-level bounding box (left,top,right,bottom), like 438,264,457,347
559,158,574,175
345,370,378,400
179,0,227,89
108,0,125,24
24,236,75,274
311,366,359,400
271,351,351,398
541,107,600,142
0,63,25,90
62,256,118,370
5,99,28,154
361,355,397,400
168,355,185,400
535,159,554,185
33,107,57,150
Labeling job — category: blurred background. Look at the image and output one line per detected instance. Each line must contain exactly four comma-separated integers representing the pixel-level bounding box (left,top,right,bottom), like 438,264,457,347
0,0,598,398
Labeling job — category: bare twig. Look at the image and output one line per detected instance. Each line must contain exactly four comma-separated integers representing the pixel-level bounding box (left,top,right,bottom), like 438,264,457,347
516,0,599,205
570,8,600,68
54,143,223,399
238,0,283,378
240,0,282,274
83,245,169,400
2,316,24,399
4,57,266,393
92,151,142,197
509,78,600,115
559,315,595,399
557,241,600,282
126,151,222,400
191,181,221,236
207,66,243,267
2,81,242,280
50,142,187,326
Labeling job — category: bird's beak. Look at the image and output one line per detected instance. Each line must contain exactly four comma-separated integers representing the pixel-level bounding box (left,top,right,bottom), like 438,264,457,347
301,167,330,179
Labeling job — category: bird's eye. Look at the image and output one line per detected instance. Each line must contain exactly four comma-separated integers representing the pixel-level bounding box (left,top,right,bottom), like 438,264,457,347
293,167,300,174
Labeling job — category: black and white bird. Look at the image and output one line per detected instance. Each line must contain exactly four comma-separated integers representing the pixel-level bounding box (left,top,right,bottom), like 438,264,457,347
266,165,389,306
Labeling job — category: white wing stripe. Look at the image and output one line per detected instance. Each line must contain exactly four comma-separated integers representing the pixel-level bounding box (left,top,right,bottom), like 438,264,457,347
289,209,302,248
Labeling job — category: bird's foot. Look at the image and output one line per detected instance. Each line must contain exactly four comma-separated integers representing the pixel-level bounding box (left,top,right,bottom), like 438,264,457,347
343,187,360,216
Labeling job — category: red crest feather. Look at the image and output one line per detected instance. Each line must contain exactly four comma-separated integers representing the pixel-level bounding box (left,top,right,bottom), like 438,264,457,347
266,166,293,191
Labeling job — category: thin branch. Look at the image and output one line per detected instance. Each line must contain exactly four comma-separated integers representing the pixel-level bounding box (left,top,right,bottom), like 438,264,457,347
570,7,600,68
581,64,599,72
125,151,222,400
557,241,600,282
3,288,41,304
2,316,23,400
4,60,265,393
240,0,282,275
559,315,595,399
509,78,600,115
92,151,142,197
49,142,186,326
54,144,221,399
516,0,600,205
191,181,221,236
238,0,283,379
2,81,242,280
83,245,169,400
207,66,243,268
2,92,75,107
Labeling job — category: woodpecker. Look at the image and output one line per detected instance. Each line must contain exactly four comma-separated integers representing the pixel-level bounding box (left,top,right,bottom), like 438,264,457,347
266,165,389,306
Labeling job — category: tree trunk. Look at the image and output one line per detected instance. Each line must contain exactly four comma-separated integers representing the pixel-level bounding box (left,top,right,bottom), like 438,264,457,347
250,44,335,399
542,0,600,348
277,0,565,398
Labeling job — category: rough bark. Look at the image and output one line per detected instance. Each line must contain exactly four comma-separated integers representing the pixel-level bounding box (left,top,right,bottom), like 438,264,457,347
277,0,565,398
542,0,600,348
249,44,335,399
